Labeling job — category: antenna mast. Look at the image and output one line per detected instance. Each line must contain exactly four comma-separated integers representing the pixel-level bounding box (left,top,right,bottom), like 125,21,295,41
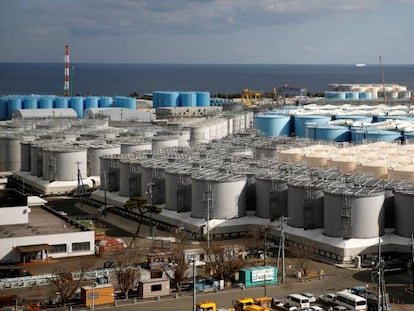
64,44,70,97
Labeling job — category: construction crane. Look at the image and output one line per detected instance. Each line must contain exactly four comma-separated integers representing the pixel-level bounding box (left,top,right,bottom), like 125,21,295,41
241,88,261,106
273,84,307,105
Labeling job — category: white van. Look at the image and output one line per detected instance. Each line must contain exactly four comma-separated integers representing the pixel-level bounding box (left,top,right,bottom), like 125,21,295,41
286,294,311,309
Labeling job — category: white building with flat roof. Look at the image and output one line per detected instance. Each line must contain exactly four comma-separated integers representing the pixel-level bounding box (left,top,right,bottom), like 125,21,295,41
0,189,95,264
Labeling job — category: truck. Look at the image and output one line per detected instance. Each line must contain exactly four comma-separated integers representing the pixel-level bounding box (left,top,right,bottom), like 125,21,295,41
232,297,255,311
254,297,273,308
196,301,235,311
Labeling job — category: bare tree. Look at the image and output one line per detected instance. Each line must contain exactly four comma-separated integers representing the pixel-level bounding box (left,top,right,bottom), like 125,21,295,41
48,259,92,306
161,228,191,295
204,241,245,283
124,196,161,248
112,248,140,300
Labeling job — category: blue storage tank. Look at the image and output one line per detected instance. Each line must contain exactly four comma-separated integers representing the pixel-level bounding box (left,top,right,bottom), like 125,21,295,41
196,92,210,107
306,124,351,142
99,96,113,108
254,114,291,137
23,97,38,109
39,96,54,109
403,131,414,142
293,115,331,137
335,115,373,123
84,96,99,110
70,97,84,118
359,92,373,100
7,97,22,119
0,97,8,120
123,97,137,109
345,92,359,100
353,129,402,143
211,98,224,106
113,96,124,107
152,91,161,108
325,91,346,101
179,92,196,107
54,97,69,108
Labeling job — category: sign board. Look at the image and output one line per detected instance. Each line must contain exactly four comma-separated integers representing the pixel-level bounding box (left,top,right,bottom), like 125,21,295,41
251,268,274,282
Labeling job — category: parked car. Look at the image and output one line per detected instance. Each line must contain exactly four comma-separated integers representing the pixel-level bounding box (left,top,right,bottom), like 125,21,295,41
301,292,317,303
272,298,284,308
318,293,337,305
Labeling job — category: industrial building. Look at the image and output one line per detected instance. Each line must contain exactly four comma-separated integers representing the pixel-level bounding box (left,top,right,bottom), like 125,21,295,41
0,189,95,264
1,88,414,265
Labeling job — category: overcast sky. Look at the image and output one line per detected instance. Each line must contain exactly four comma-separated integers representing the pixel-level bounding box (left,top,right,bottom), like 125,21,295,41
1,0,413,64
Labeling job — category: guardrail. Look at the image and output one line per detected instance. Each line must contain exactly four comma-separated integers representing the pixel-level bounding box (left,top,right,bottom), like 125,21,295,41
0,268,116,290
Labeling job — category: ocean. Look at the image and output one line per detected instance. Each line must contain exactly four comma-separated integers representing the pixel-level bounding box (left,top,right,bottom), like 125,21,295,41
1,63,414,97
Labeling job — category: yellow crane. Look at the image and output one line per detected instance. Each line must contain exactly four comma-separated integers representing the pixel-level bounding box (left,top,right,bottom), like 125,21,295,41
241,89,261,106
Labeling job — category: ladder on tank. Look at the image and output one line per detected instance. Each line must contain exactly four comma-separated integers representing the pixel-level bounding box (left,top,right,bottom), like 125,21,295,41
303,185,313,230
341,193,352,239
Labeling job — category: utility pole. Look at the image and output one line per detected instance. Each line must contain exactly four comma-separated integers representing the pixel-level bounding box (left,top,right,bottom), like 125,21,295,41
411,233,414,293
264,225,268,296
277,216,289,283
147,181,155,250
203,179,212,250
192,254,196,311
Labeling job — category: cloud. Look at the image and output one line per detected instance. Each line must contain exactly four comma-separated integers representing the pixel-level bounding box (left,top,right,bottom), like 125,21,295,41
2,0,396,38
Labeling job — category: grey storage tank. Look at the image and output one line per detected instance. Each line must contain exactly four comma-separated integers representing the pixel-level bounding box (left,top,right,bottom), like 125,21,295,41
87,144,121,176
394,189,414,238
120,139,152,154
100,154,126,192
118,155,150,197
191,170,246,219
255,173,288,220
323,187,385,239
20,141,32,172
0,135,22,172
165,164,193,212
140,158,169,204
30,144,43,177
287,179,325,229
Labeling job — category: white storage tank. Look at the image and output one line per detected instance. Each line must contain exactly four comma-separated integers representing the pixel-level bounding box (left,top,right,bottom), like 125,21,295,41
190,125,210,145
49,147,88,181
152,136,179,152
191,170,247,219
87,144,121,176
165,164,193,212
323,187,385,239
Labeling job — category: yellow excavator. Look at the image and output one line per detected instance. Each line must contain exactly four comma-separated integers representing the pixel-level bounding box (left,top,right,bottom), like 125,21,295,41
241,89,261,106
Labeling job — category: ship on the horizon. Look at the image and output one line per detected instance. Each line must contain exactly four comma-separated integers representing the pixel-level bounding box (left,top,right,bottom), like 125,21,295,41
354,63,366,67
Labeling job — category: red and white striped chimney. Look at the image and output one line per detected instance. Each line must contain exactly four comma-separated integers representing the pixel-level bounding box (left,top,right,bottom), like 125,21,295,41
64,44,70,96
